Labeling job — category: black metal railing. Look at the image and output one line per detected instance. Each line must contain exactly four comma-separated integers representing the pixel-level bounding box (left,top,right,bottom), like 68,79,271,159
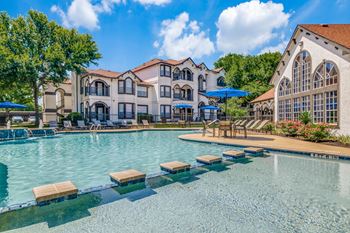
85,87,110,96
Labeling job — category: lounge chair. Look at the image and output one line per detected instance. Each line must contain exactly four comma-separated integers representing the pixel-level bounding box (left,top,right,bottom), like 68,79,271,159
77,120,88,129
178,120,186,128
254,120,270,132
106,120,116,129
63,120,74,130
247,120,261,130
218,121,233,137
90,119,103,130
142,120,150,128
244,120,255,128
49,121,58,129
131,120,139,128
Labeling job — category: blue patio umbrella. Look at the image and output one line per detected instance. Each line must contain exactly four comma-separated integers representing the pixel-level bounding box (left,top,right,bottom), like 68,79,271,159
200,105,220,110
206,88,249,119
174,104,192,109
0,101,27,121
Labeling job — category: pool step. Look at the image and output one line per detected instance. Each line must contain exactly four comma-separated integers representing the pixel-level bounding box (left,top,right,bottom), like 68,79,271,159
109,169,146,186
196,155,222,165
223,150,245,159
32,181,78,206
160,161,191,174
244,147,264,156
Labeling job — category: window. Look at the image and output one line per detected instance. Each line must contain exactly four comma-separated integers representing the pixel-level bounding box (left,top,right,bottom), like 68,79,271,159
137,105,148,114
119,78,134,94
278,100,285,121
293,51,311,93
118,103,135,119
285,99,292,120
160,65,171,77
160,85,171,98
293,98,301,120
217,76,225,87
325,91,337,123
314,62,338,89
313,93,324,123
198,75,206,91
182,69,193,81
301,96,311,112
278,78,291,97
137,86,148,97
160,105,171,119
173,68,181,80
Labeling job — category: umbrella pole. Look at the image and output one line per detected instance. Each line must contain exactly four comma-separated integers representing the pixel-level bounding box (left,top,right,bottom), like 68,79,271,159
225,93,228,120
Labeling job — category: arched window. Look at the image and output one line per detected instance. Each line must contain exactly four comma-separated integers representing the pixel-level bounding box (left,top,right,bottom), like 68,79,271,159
173,68,181,81
312,61,339,123
118,77,134,94
313,61,338,89
91,80,109,96
293,51,311,93
198,75,206,91
173,85,181,99
278,78,291,97
181,69,193,81
217,76,225,87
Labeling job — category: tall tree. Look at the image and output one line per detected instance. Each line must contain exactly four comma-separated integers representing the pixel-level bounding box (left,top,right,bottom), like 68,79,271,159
214,52,281,101
0,10,101,125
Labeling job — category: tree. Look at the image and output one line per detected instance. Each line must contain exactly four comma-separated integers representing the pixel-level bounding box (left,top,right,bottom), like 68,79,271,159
214,52,281,102
0,10,101,125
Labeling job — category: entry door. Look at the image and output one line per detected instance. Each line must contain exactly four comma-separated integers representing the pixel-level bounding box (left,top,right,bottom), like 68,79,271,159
97,107,104,120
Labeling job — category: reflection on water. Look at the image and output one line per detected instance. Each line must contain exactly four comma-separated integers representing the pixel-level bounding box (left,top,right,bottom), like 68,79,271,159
0,163,8,207
339,163,350,197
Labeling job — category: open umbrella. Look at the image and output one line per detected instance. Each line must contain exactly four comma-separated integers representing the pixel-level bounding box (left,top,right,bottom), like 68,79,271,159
0,101,27,122
200,105,220,110
206,88,249,120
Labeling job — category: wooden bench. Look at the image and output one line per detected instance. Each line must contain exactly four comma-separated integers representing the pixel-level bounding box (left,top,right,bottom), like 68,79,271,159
244,147,264,155
160,161,191,174
196,155,222,165
223,150,245,159
32,181,78,206
109,169,146,186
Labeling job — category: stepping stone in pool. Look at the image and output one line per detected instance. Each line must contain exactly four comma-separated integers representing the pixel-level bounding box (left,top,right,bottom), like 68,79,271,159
32,181,78,206
160,161,191,174
109,169,146,186
244,147,264,156
223,150,245,159
196,155,222,165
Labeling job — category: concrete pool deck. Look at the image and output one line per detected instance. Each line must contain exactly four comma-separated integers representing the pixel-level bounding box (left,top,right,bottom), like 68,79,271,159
179,133,350,158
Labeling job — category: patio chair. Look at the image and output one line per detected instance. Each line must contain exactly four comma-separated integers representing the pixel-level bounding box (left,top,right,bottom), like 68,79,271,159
178,120,186,128
142,120,150,128
246,120,261,130
131,120,139,128
218,121,233,137
77,120,88,129
63,120,74,130
49,121,58,129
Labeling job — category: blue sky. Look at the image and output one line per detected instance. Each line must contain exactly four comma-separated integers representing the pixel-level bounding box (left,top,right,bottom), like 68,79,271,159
1,0,349,71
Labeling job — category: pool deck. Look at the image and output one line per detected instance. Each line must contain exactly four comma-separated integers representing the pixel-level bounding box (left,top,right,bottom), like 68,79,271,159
179,133,350,158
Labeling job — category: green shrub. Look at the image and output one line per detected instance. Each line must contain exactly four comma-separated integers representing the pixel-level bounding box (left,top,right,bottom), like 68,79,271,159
337,135,350,146
66,112,83,125
302,123,332,142
278,121,301,137
262,122,275,133
299,111,312,125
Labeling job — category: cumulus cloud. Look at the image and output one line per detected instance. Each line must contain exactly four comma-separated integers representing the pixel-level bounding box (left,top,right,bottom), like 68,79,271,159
51,0,125,30
216,0,290,54
154,12,215,59
260,40,288,54
134,0,171,6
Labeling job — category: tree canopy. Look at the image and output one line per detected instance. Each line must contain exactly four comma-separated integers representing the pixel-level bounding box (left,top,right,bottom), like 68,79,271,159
214,52,281,102
0,10,101,124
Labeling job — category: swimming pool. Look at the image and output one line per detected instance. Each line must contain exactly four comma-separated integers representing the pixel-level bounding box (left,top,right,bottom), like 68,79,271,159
0,130,243,207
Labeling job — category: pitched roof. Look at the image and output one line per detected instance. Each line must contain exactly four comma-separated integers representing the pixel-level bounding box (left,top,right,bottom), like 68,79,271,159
132,58,188,72
85,69,121,78
212,67,224,73
300,24,350,49
251,88,274,103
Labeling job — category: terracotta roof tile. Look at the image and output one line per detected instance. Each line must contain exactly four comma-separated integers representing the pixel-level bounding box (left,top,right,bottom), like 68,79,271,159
85,69,121,78
132,58,189,72
300,24,350,49
251,88,274,103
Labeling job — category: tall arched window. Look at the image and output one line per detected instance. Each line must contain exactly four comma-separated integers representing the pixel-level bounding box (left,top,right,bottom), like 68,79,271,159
119,77,134,94
312,61,339,123
173,68,181,81
278,78,291,97
293,51,311,93
182,69,193,81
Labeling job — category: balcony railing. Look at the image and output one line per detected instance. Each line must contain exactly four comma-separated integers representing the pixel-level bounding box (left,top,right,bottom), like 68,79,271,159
173,93,193,101
118,112,135,119
85,87,110,96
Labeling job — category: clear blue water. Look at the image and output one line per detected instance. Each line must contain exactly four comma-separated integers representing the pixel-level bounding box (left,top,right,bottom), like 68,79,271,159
0,130,239,207
1,131,350,232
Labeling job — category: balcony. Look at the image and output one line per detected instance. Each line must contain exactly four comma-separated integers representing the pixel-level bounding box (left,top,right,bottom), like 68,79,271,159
85,87,110,97
173,93,193,101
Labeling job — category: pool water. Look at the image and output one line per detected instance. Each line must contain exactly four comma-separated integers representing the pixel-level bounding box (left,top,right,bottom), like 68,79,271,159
0,130,242,207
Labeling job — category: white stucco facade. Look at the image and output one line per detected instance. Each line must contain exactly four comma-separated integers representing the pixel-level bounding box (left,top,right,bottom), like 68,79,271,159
271,25,350,135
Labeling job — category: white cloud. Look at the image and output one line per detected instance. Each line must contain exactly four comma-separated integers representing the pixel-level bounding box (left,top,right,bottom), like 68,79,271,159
134,0,171,6
155,12,215,59
260,40,288,54
216,0,290,54
51,0,125,30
